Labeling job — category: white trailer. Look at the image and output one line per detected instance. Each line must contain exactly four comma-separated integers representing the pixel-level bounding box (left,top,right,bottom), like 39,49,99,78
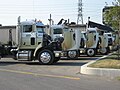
0,26,16,45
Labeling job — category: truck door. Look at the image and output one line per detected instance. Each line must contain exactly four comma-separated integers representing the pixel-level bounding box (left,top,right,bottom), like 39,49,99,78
22,25,36,47
36,26,44,45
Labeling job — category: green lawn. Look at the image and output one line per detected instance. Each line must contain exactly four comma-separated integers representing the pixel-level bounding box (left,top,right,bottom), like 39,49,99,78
88,53,120,69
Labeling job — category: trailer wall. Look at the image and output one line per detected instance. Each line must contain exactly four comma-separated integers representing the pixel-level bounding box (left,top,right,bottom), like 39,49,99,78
0,26,16,45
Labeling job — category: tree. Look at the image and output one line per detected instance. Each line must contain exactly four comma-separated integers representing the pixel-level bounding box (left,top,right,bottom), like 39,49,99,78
118,0,120,3
103,0,120,60
104,6,120,30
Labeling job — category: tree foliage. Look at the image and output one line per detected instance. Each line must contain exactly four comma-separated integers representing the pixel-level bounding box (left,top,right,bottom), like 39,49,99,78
104,6,120,30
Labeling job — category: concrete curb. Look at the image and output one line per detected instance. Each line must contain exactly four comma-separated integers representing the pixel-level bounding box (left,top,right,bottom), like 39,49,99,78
80,53,120,78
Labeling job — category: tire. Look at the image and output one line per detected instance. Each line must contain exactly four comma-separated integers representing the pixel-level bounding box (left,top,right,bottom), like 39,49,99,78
67,50,79,59
53,57,60,63
112,45,118,51
86,48,96,57
100,47,109,55
38,49,55,65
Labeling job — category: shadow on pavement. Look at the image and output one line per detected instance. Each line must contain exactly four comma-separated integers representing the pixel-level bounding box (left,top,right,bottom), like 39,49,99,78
0,60,89,67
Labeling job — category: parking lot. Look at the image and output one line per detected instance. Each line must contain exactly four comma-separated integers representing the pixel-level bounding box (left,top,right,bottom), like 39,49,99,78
0,54,111,78
0,56,120,90
0,56,101,78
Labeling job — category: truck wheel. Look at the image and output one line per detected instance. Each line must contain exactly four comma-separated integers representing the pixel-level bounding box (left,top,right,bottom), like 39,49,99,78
100,47,109,55
38,49,54,65
112,45,118,51
86,48,96,57
67,50,79,59
53,57,60,63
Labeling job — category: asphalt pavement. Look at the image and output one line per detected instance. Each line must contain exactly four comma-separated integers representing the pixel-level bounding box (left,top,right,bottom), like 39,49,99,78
0,57,120,90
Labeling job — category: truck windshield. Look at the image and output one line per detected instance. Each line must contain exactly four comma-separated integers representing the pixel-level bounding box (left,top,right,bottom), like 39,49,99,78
37,26,44,33
88,31,96,33
53,28,62,34
108,34,112,37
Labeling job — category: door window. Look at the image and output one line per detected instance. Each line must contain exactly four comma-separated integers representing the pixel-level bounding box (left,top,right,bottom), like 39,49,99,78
23,25,32,32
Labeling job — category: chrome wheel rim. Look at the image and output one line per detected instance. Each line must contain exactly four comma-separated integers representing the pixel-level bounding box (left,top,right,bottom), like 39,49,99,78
68,51,77,58
40,52,51,63
88,49,94,56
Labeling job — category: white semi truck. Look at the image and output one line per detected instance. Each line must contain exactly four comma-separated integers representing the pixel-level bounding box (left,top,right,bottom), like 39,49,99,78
84,28,99,56
98,31,109,54
45,24,82,59
86,28,111,55
0,17,63,65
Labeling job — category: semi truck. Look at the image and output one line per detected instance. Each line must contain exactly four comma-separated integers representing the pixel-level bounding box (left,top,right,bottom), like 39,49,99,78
86,28,112,55
0,17,63,65
84,28,99,56
45,24,82,59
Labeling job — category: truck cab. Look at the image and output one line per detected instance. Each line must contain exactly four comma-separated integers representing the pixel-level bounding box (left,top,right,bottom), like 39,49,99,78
104,32,114,46
17,21,45,49
85,28,99,56
50,25,63,41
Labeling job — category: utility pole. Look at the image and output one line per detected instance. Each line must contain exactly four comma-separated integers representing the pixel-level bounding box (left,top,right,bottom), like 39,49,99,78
77,0,83,24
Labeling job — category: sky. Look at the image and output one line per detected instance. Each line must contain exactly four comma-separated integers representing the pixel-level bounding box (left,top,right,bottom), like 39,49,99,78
0,0,115,25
